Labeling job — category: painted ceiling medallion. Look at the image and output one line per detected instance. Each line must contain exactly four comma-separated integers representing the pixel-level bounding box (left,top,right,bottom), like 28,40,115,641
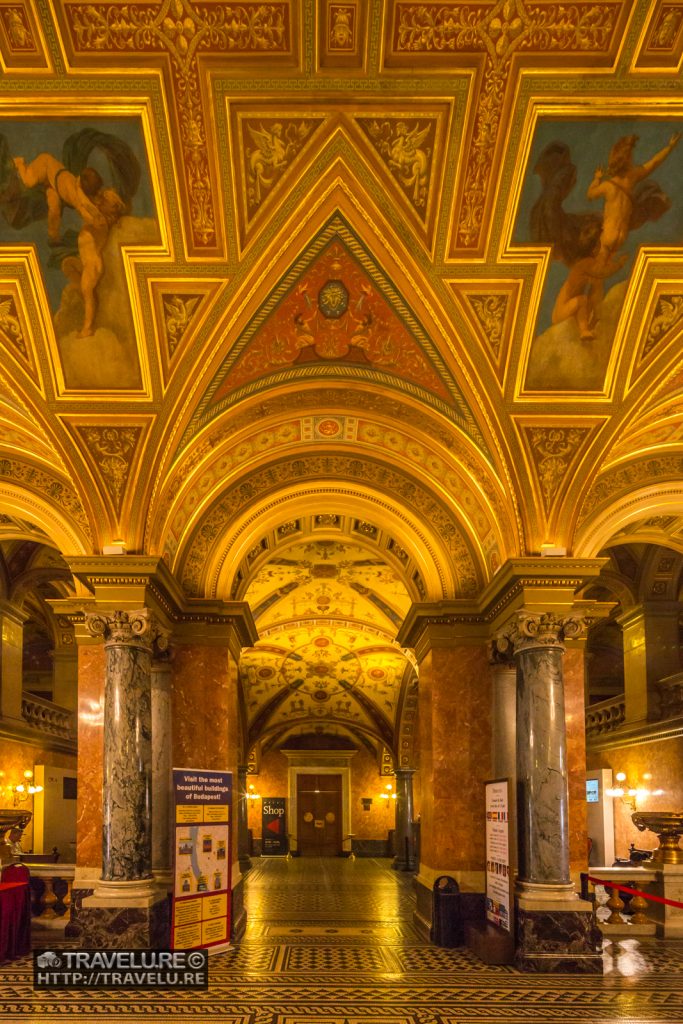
318,279,349,319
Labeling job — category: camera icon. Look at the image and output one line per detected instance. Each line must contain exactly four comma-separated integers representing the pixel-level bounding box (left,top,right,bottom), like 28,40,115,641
37,951,62,969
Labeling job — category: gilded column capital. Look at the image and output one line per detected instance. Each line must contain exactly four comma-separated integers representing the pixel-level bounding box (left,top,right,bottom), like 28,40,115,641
498,612,584,655
85,609,169,653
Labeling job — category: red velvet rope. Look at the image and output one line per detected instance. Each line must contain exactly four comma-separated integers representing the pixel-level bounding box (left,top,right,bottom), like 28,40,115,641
586,875,683,910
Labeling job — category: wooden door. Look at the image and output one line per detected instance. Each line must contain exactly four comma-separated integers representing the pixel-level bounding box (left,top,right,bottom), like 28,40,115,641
296,774,342,856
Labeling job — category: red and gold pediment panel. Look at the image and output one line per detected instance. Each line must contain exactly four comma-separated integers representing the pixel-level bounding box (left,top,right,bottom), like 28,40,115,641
447,280,522,388
181,214,489,457
149,278,229,389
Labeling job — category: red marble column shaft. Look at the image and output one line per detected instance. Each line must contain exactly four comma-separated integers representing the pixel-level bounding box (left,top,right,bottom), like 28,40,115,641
564,646,589,876
76,644,105,869
419,644,491,884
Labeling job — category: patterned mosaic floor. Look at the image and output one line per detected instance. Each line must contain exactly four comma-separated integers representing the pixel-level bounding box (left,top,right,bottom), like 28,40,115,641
1,857,683,1022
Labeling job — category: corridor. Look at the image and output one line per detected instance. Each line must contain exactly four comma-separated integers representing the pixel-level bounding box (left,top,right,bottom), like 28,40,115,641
2,858,683,1022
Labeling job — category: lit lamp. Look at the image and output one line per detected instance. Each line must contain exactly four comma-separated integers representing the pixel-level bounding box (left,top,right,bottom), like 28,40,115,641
247,784,261,801
605,771,663,811
12,770,43,807
379,783,397,802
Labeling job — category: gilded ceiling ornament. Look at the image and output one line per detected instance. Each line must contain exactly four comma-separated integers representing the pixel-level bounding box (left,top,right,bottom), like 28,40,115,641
64,0,291,249
77,425,142,516
467,294,507,359
244,120,312,211
162,293,201,355
0,296,27,361
525,426,591,515
329,5,355,50
579,454,683,524
642,294,683,362
357,118,434,212
0,456,90,538
391,0,622,252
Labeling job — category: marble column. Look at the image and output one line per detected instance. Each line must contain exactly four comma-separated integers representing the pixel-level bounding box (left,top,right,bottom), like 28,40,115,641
237,764,252,873
504,612,602,973
85,609,167,886
393,769,416,871
151,654,173,883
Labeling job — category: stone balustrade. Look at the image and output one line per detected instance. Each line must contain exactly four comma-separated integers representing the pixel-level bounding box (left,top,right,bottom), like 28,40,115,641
26,863,75,920
656,672,683,720
21,692,76,740
585,696,626,737
582,867,660,937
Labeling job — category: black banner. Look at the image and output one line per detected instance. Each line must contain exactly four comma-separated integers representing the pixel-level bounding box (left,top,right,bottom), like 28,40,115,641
261,797,287,855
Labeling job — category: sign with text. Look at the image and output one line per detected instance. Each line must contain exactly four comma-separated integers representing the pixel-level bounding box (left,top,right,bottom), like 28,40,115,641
261,797,287,856
171,768,232,952
485,778,511,933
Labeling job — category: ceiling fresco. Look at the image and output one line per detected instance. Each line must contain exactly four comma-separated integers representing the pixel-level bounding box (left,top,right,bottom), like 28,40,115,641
2,1,683,756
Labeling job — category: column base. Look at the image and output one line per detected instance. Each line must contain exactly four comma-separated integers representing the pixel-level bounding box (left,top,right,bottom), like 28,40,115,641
238,854,252,875
515,893,603,974
68,885,170,950
392,854,416,872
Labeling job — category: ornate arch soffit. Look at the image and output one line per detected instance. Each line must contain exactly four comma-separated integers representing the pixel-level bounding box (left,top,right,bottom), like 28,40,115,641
0,481,89,555
223,507,439,610
173,454,485,600
575,468,683,558
151,399,515,574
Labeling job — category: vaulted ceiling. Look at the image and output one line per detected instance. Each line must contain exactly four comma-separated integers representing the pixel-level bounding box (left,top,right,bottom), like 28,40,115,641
2,0,683,752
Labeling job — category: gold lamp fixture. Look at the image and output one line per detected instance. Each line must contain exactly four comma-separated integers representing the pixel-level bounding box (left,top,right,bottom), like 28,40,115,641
11,770,43,807
605,771,663,811
246,783,261,801
379,783,397,802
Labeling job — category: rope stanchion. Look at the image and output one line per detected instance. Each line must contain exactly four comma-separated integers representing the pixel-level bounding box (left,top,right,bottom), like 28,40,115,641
586,874,683,910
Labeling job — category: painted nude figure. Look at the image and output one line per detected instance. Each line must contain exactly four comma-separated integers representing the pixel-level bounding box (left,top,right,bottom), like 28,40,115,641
587,131,681,269
552,242,628,340
13,152,126,336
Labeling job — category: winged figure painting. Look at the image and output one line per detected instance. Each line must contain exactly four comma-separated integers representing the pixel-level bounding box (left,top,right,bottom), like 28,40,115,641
246,121,311,208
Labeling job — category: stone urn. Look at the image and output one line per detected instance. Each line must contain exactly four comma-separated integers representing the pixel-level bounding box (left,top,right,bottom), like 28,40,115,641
632,811,683,865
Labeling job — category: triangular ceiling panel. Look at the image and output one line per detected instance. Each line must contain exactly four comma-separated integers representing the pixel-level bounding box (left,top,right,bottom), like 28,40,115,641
63,417,152,523
182,214,489,459
630,285,683,386
229,107,331,248
0,282,40,386
448,280,521,387
149,278,228,388
515,418,604,523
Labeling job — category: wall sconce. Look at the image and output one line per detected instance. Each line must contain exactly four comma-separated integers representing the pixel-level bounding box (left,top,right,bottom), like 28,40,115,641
361,797,373,811
247,784,261,801
11,770,43,807
379,783,397,801
606,771,663,811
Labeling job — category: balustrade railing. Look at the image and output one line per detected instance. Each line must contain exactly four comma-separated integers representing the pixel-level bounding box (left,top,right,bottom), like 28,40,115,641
26,864,75,921
585,696,626,737
21,693,75,740
656,672,683,720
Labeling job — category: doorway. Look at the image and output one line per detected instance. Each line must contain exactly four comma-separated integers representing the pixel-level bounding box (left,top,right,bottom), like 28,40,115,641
296,773,342,856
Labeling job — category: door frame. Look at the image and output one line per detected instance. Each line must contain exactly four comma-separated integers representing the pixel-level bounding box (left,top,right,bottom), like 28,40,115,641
284,753,355,855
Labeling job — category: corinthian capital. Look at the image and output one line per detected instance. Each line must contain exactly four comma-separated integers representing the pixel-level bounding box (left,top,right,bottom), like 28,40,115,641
85,609,167,651
499,611,584,655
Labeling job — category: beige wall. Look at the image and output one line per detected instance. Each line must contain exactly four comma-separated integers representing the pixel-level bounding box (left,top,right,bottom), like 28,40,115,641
0,736,77,853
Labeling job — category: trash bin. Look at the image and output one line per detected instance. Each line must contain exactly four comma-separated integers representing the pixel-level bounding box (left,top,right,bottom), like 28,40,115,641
431,875,460,947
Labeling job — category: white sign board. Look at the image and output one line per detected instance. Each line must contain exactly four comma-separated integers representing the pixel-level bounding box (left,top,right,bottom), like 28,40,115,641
485,778,511,933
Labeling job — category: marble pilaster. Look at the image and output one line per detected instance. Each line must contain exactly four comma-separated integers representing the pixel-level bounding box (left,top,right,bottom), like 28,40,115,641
393,769,416,871
0,600,28,721
564,646,589,878
151,655,173,880
489,643,516,783
76,642,105,871
619,603,681,724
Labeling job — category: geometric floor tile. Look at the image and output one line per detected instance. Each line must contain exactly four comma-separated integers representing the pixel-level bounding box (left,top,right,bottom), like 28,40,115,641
2,858,683,1022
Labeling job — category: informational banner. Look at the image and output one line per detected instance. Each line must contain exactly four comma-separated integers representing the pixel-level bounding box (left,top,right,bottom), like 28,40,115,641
261,797,287,856
171,768,232,952
485,778,511,933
